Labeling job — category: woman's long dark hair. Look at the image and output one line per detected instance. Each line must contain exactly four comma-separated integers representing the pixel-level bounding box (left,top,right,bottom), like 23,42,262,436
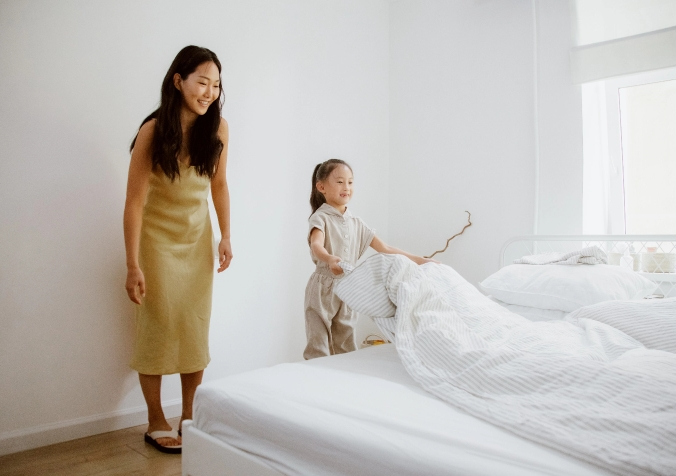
310,159,352,216
130,45,224,181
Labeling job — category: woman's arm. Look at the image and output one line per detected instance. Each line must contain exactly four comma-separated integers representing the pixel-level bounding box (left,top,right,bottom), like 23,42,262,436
309,228,343,275
211,118,232,273
123,120,154,304
370,235,437,265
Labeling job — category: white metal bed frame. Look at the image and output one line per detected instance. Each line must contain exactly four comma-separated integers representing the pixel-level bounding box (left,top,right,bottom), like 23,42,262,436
183,234,676,476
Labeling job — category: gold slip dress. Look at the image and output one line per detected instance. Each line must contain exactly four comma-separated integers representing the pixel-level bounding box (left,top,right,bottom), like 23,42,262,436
130,162,214,375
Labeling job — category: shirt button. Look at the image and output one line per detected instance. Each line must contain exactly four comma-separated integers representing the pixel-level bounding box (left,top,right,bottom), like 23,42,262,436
344,247,348,252
344,234,348,238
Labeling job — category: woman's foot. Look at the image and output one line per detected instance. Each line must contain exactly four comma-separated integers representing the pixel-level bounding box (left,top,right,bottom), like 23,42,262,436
144,429,181,454
146,422,181,451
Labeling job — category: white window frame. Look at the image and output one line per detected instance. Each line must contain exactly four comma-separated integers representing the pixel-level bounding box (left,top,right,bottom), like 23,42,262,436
582,66,676,234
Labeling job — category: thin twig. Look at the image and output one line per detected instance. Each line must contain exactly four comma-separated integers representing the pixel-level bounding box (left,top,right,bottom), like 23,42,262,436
424,211,472,259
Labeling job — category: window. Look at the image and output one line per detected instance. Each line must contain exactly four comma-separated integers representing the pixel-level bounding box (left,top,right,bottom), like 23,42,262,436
619,79,676,234
582,67,676,234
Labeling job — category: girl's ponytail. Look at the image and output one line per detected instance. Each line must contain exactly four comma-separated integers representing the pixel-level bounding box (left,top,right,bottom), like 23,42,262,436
310,163,325,216
309,158,352,217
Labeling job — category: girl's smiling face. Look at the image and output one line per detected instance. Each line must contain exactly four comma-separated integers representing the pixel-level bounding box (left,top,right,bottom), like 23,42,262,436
174,61,221,118
317,164,353,212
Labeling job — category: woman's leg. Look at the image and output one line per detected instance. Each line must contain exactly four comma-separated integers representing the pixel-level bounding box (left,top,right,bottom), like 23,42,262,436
139,373,180,446
179,370,204,430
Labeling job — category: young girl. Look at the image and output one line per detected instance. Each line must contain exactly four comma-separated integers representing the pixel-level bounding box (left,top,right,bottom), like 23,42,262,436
304,159,434,359
124,46,232,453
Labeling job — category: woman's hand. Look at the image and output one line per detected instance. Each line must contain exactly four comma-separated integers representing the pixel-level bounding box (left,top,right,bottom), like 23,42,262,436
125,267,146,305
328,255,343,275
217,237,233,273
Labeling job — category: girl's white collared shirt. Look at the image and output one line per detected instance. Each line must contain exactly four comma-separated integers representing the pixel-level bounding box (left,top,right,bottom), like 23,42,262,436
307,203,375,272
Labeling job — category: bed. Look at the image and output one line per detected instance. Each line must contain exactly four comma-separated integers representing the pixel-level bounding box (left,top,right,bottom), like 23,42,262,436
184,345,619,476
182,235,676,476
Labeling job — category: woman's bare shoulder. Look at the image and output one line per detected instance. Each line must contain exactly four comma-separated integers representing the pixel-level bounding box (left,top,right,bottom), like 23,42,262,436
130,120,157,161
138,118,157,137
218,117,229,138
133,119,157,151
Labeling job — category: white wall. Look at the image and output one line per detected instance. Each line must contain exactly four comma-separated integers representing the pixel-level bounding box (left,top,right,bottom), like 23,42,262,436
534,0,584,235
388,0,537,285
0,0,389,453
0,0,586,456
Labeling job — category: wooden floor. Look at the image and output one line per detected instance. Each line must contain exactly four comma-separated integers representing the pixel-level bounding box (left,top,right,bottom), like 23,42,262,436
0,417,182,476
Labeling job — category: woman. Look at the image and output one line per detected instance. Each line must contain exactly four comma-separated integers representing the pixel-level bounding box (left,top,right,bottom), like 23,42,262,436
123,45,231,454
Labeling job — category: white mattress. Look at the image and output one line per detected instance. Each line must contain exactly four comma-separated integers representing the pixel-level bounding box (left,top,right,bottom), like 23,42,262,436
193,345,615,476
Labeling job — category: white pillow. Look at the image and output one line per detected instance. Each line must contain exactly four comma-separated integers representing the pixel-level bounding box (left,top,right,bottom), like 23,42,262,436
334,254,397,318
479,264,657,312
566,298,676,353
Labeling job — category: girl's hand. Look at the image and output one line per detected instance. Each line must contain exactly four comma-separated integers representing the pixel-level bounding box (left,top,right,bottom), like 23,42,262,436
328,255,343,275
416,257,440,265
125,267,146,305
217,237,233,273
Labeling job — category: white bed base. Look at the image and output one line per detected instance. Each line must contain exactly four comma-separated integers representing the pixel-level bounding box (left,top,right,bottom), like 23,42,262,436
183,234,676,476
182,419,282,476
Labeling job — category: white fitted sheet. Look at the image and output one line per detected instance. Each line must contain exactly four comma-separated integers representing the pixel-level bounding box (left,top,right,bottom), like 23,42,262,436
193,345,614,476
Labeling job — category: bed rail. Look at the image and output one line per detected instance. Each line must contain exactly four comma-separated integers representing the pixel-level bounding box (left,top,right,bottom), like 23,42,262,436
500,235,676,298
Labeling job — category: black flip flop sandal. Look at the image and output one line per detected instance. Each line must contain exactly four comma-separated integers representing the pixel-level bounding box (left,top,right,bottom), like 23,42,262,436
144,430,182,454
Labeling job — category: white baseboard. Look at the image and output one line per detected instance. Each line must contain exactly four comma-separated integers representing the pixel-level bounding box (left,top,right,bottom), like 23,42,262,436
0,399,182,457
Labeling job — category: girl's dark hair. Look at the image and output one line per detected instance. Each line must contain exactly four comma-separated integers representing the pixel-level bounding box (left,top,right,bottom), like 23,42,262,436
130,45,224,181
310,159,352,216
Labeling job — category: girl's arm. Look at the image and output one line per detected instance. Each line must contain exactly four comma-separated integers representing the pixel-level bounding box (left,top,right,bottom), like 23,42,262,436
309,228,343,275
370,235,437,265
211,118,232,273
123,120,155,305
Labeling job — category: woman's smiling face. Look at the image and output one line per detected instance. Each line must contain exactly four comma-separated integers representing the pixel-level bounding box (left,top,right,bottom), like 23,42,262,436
175,61,221,117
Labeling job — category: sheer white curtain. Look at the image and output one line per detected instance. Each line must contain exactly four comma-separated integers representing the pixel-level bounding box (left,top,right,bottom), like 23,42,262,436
582,67,676,234
581,81,623,234
576,1,676,234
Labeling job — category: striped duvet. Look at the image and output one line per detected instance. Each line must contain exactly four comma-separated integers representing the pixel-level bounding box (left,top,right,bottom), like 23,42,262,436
336,254,676,476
